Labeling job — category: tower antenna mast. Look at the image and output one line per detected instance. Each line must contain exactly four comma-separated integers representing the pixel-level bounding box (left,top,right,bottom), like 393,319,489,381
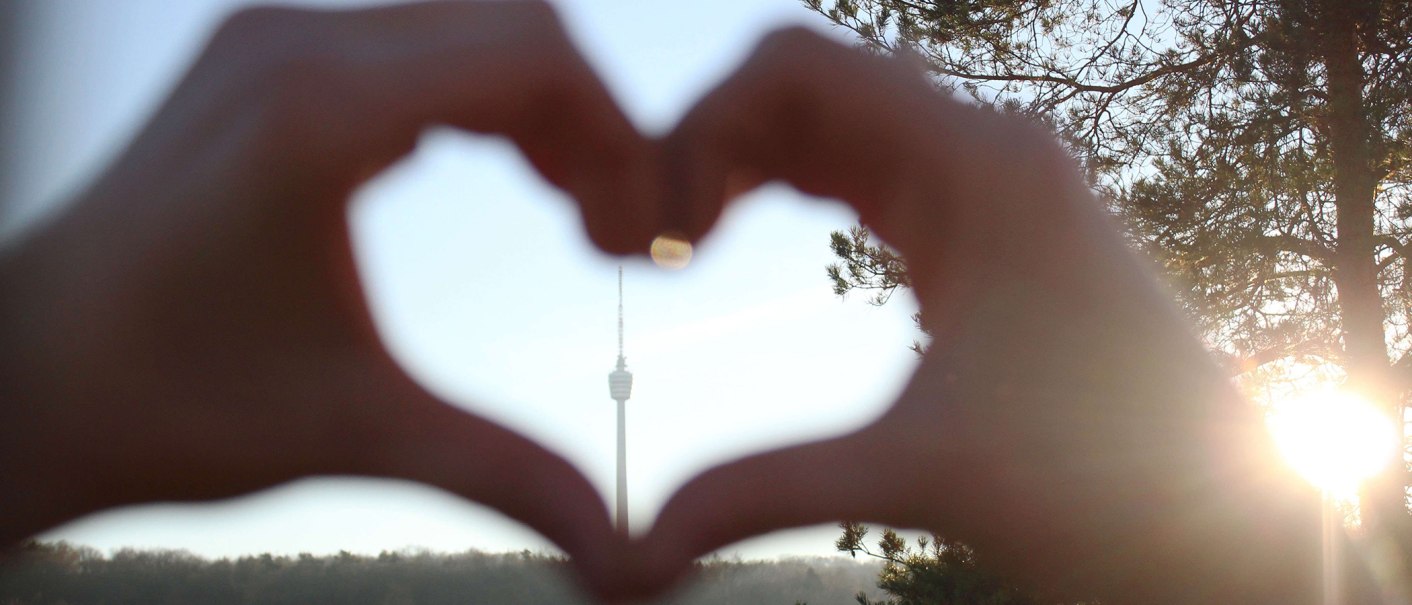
618,267,624,359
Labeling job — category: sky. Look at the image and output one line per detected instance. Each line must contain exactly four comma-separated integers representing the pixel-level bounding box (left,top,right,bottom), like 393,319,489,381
2,0,922,560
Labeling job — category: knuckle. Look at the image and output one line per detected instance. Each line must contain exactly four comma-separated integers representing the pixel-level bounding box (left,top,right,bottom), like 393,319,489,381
203,7,370,160
522,7,577,62
757,26,829,54
753,27,850,72
468,0,563,41
210,6,345,101
512,0,561,25
212,5,304,50
432,0,561,28
744,28,842,93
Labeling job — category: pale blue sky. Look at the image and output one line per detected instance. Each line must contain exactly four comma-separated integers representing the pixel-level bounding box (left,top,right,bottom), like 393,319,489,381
4,0,922,559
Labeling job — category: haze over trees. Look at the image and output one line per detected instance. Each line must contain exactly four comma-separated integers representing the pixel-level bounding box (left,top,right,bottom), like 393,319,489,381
0,541,883,605
810,0,1411,534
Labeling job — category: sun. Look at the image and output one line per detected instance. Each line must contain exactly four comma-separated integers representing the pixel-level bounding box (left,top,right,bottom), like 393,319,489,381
1265,388,1398,499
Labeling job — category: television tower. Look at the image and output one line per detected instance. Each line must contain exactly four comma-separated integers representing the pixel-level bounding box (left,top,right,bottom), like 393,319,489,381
606,267,634,533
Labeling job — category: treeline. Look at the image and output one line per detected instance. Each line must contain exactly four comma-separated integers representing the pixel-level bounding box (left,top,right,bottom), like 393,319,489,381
0,541,883,605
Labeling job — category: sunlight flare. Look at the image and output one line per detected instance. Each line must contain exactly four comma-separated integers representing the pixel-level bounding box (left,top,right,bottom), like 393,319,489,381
1266,388,1397,498
650,232,693,270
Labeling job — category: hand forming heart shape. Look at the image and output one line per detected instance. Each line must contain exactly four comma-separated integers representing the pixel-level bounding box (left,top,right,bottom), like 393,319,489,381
0,2,1326,604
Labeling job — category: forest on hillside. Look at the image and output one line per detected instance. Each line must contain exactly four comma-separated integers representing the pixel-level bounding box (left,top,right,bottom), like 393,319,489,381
0,542,884,605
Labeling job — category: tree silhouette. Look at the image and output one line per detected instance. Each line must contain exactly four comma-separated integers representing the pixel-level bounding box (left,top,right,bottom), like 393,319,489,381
834,522,1090,605
0,541,883,605
809,0,1411,535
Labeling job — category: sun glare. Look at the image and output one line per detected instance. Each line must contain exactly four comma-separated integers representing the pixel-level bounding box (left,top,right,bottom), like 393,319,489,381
650,232,693,270
1266,389,1397,498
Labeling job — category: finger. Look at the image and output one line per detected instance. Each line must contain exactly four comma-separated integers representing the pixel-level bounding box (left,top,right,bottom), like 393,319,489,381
661,27,945,243
606,348,978,602
619,426,911,601
349,0,657,254
210,1,657,254
331,369,619,576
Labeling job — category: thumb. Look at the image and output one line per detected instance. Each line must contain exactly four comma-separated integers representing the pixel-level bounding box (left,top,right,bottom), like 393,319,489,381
620,426,905,600
341,375,619,581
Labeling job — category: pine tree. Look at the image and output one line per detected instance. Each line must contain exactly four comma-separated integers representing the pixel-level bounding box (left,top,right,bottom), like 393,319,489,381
812,0,1412,534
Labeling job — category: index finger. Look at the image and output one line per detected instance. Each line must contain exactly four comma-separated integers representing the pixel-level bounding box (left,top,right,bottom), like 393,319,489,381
207,1,658,254
660,28,947,243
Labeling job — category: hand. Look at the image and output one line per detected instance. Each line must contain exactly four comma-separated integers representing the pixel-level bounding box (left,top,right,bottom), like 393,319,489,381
628,29,1323,604
0,0,653,580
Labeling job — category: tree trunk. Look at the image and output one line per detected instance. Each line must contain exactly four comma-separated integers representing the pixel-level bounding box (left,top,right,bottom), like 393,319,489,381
1320,0,1408,536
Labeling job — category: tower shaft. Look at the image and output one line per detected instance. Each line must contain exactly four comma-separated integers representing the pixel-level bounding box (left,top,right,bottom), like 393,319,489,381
616,397,628,532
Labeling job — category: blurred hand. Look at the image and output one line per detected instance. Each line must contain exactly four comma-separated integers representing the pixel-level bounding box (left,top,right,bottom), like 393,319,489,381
0,0,654,580
626,29,1323,605
0,7,1330,602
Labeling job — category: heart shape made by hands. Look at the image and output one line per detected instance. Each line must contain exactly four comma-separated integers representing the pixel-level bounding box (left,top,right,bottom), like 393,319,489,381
597,28,1324,605
1,4,1327,605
